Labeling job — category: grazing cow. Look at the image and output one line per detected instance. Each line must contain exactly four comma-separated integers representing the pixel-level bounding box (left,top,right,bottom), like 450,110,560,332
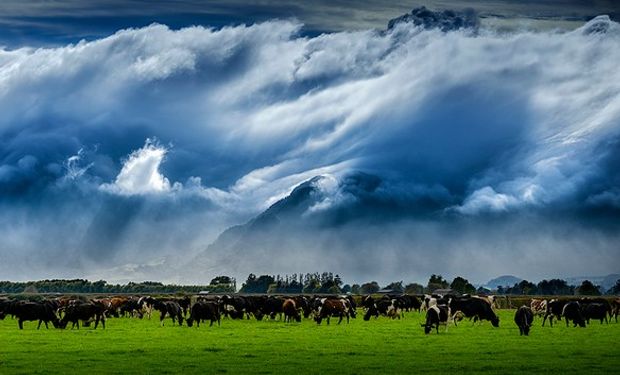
153,300,184,326
314,298,350,325
12,301,60,329
562,301,586,327
543,299,567,327
119,297,144,318
579,298,613,321
186,301,221,327
262,296,285,320
583,303,609,324
282,299,301,323
421,304,450,334
60,302,106,329
220,295,249,319
514,306,534,336
362,296,400,320
138,296,157,319
293,296,312,319
450,297,500,327
530,299,548,318
243,295,267,321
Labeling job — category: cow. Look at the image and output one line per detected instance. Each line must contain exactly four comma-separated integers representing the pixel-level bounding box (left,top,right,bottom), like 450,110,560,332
562,301,586,327
262,296,285,320
186,301,221,327
583,303,609,324
220,295,248,319
12,301,60,329
613,298,620,323
579,298,613,321
119,297,145,318
293,296,312,319
450,297,500,327
530,299,548,318
153,300,184,326
59,302,106,329
314,298,350,325
282,299,301,323
243,295,267,321
362,296,400,320
543,299,567,327
421,304,450,334
138,296,157,319
514,306,534,336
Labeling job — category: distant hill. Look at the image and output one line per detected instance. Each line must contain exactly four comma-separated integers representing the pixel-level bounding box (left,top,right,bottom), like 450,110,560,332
565,274,620,290
484,275,523,289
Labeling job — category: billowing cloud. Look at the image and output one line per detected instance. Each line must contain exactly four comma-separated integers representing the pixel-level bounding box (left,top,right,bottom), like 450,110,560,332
0,15,619,282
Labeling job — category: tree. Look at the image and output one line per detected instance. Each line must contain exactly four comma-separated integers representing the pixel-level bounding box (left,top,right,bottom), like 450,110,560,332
426,274,449,293
576,280,601,296
303,278,321,294
210,276,233,286
351,284,361,294
384,281,404,293
537,279,573,295
239,274,275,293
450,276,476,295
404,283,424,295
341,284,352,293
360,281,380,294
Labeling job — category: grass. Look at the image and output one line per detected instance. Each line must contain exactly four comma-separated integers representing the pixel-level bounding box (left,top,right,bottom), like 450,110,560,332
0,309,618,374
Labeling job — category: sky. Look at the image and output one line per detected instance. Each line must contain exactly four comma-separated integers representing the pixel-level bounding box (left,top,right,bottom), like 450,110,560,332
0,1,619,285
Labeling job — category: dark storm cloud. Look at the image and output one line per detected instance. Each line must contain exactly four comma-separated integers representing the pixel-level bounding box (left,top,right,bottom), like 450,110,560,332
0,11,619,281
0,1,617,46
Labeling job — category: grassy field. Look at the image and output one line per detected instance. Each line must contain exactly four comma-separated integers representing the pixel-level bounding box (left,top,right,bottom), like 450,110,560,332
0,309,618,374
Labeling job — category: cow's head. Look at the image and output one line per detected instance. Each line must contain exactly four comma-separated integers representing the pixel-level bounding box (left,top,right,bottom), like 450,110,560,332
421,323,432,334
491,315,500,327
186,318,194,327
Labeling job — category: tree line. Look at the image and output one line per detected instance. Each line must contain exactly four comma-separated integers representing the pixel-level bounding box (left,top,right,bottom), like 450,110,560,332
1,274,618,296
0,278,235,294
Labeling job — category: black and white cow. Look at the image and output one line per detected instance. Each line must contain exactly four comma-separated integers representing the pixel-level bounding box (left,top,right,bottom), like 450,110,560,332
421,304,450,334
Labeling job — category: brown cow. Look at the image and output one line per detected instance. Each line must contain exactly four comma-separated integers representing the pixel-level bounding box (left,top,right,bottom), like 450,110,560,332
314,298,350,325
282,299,301,323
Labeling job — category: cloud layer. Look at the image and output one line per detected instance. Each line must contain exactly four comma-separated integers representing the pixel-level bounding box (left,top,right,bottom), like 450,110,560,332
0,16,619,282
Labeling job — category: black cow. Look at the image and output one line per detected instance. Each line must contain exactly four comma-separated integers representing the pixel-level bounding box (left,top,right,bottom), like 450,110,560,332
562,301,586,327
12,301,60,329
514,306,534,336
422,304,449,334
314,298,350,325
60,302,106,329
153,300,184,326
262,296,285,320
119,298,144,319
293,296,312,319
220,295,248,319
450,297,499,327
362,296,400,321
542,299,567,327
186,301,221,327
583,303,609,324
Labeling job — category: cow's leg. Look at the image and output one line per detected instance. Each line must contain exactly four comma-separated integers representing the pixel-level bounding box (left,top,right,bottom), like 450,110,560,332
19,320,24,330
94,317,99,329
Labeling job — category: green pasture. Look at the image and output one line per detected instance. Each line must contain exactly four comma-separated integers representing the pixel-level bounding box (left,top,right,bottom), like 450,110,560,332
0,309,618,374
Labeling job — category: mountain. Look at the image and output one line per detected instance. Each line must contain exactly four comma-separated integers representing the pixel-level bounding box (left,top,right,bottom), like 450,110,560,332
565,274,620,290
387,6,479,32
484,275,523,289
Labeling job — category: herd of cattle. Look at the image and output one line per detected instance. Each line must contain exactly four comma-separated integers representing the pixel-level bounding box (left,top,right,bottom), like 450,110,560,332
0,293,618,335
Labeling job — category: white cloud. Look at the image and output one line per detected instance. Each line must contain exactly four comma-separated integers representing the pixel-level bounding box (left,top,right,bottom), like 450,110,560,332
100,139,172,195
